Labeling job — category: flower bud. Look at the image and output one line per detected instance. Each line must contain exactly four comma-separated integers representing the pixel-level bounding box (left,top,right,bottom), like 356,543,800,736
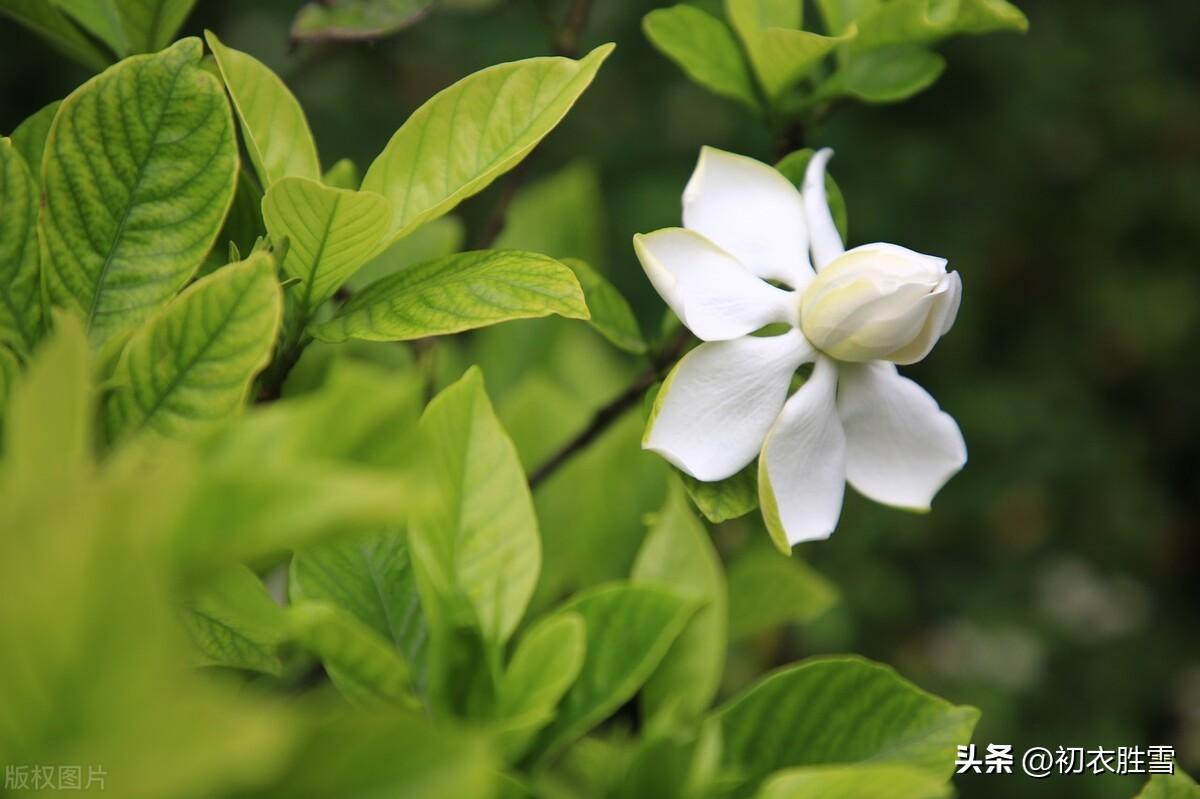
799,243,961,365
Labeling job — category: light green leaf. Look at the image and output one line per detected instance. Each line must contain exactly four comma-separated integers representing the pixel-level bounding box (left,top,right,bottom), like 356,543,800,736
775,148,849,240
323,157,360,190
726,0,847,100
50,0,131,57
727,545,837,640
40,38,239,349
1135,769,1200,799
413,367,540,646
495,612,587,761
202,168,267,276
535,583,696,758
715,656,979,794
362,44,614,245
263,178,392,313
0,0,113,70
0,138,42,355
562,258,645,354
0,345,21,445
117,0,197,53
290,529,428,682
726,0,803,33
494,161,607,267
756,763,951,799
10,99,61,180
632,484,727,725
852,0,1027,50
311,250,589,343
288,600,418,707
291,0,433,42
681,462,759,523
815,0,878,35
818,44,945,103
348,214,465,292
103,252,282,445
181,564,287,676
205,30,321,189
643,4,761,111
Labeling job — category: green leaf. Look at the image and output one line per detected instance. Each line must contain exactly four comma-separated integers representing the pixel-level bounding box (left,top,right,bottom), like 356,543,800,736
756,763,951,799
287,600,418,707
117,0,197,53
0,345,22,445
726,0,803,32
562,258,645,354
202,167,267,276
362,44,614,245
852,0,1027,50
0,138,42,355
0,0,114,70
50,0,131,57
1136,769,1200,799
181,564,287,675
348,214,465,292
290,529,428,682
726,0,848,99
263,178,392,313
412,367,540,646
643,4,761,112
40,38,239,348
323,157,360,190
775,148,849,240
681,462,759,523
291,0,433,42
818,44,946,103
727,545,837,640
310,250,589,343
715,656,979,794
631,484,727,725
9,99,61,180
495,612,587,761
535,583,696,758
494,161,607,267
205,31,321,189
103,252,282,445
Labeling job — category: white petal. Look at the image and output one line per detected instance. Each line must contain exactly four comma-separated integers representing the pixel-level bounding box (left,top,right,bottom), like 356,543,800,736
645,329,814,481
682,146,814,289
837,361,966,510
803,148,845,270
634,228,799,341
758,356,846,547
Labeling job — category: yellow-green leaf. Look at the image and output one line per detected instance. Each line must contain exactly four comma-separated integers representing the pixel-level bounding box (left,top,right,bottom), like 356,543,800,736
643,4,760,112
0,138,42,355
10,99,61,180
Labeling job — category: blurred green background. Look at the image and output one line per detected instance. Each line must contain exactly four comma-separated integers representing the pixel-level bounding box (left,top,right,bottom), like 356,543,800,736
3,2,1197,797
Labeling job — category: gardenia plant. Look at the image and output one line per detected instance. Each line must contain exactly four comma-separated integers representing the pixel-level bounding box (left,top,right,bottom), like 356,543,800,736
636,147,966,547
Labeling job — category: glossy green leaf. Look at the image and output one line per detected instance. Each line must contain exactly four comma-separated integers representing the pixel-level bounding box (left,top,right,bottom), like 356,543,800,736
205,31,321,189
348,214,465,291
632,484,727,724
1135,769,1200,799
290,529,428,681
40,38,238,348
310,250,589,343
681,462,759,523
181,564,287,675
562,259,645,354
50,0,130,57
0,0,112,70
852,0,1027,50
756,763,951,799
362,44,614,245
323,157,360,190
727,545,837,640
726,0,848,99
291,0,433,42
715,656,979,794
818,44,946,103
117,0,197,53
643,4,760,111
263,178,392,313
103,253,282,445
495,612,586,761
535,583,696,758
288,600,417,707
10,99,61,179
412,367,540,645
0,138,42,355
775,148,849,240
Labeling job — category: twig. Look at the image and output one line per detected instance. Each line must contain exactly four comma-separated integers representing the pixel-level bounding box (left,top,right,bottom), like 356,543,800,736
528,326,692,489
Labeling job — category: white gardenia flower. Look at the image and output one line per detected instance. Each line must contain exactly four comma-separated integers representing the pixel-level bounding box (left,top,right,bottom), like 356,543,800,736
634,146,966,548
